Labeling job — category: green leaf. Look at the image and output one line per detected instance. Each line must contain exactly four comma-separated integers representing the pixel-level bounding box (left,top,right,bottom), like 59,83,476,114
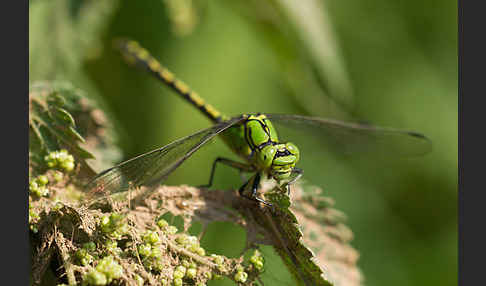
50,106,76,127
261,189,333,286
239,182,362,286
29,82,95,177
275,0,354,109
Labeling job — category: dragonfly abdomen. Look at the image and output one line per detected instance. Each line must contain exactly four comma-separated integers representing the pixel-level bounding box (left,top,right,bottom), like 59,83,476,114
116,39,228,123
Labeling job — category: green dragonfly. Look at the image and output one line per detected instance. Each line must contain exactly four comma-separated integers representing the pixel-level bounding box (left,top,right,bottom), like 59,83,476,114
85,39,431,206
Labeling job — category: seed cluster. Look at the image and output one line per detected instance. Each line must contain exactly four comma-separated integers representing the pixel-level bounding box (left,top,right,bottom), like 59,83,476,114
82,256,123,285
249,250,264,271
99,213,129,240
44,149,75,172
29,175,50,197
137,229,166,272
29,150,77,234
40,195,266,285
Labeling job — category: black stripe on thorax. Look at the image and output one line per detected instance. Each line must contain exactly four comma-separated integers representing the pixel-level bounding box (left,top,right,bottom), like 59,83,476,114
243,118,279,153
257,140,277,151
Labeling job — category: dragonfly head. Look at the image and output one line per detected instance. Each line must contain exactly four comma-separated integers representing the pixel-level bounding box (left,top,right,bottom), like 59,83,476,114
257,142,300,181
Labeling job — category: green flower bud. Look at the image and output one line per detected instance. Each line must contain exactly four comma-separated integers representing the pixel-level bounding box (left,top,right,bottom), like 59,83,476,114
166,226,178,234
173,270,184,279
236,265,244,273
250,249,264,270
187,236,198,246
175,234,188,245
96,256,123,281
181,260,190,268
234,271,248,283
45,150,76,172
100,215,110,226
186,268,197,279
211,255,224,265
103,240,116,249
175,265,186,275
153,257,165,272
61,161,75,172
217,265,227,272
137,244,152,257
83,241,96,251
203,271,212,280
29,180,39,191
143,230,160,245
173,277,183,286
254,260,264,271
156,218,169,228
83,269,107,285
37,175,49,186
38,186,49,196
195,247,205,256
150,247,162,258
100,213,128,239
75,249,93,266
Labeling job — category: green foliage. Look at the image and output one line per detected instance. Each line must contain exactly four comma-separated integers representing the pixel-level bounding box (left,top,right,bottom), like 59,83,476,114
29,1,456,286
29,0,117,82
28,89,355,284
29,81,122,179
29,84,94,170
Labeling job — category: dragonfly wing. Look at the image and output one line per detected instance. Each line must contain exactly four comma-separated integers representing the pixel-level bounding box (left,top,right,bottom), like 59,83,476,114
266,114,432,156
84,116,245,199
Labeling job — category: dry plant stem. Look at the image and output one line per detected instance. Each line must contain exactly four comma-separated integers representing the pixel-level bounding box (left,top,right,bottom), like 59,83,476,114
70,265,88,275
31,231,56,285
162,235,217,268
55,231,77,286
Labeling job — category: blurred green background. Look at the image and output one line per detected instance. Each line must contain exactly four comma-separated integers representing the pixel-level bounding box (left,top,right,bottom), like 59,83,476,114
30,0,457,285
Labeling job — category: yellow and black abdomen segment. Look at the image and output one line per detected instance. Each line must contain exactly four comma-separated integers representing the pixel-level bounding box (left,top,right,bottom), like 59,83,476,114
116,39,228,123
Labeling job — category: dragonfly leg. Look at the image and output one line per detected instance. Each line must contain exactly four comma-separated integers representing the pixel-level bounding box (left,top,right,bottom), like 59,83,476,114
239,173,273,207
286,168,303,195
199,157,254,189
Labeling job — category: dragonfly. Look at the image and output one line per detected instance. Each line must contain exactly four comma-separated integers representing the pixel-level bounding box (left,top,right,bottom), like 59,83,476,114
85,39,431,207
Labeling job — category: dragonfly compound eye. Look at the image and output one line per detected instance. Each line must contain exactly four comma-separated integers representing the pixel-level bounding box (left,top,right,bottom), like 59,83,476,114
285,142,300,163
258,145,277,169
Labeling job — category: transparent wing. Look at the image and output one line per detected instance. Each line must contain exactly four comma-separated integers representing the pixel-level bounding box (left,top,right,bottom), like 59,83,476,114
84,117,245,200
266,114,432,156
